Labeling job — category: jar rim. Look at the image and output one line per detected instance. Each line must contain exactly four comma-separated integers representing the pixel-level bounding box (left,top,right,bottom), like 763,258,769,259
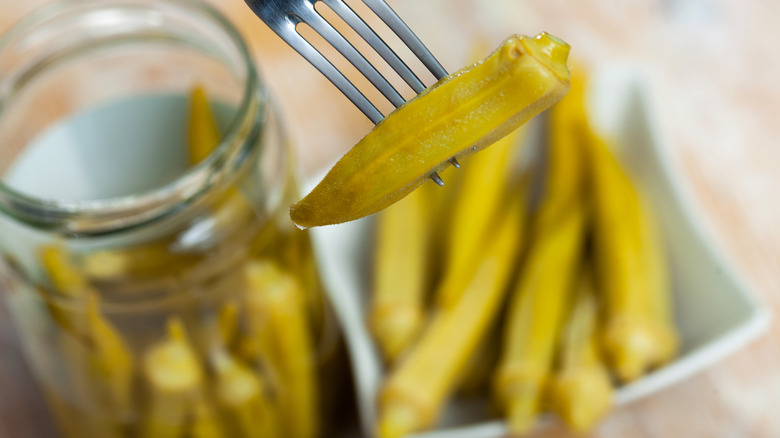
0,0,264,236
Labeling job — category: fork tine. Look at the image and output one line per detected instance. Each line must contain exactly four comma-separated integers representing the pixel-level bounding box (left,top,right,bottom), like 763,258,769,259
361,0,448,80
299,1,406,108
274,18,386,123
320,0,426,95
245,0,450,186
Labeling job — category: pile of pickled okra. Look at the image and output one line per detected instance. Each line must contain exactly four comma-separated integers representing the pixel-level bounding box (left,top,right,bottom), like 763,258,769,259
367,71,679,438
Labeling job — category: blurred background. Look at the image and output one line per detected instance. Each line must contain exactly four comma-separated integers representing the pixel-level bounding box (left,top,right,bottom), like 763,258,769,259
1,0,779,437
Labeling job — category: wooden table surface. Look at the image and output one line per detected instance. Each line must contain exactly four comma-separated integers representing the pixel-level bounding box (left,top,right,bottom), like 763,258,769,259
2,1,779,437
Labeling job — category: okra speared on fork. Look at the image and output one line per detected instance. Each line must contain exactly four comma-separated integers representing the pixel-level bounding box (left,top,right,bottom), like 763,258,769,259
289,34,570,227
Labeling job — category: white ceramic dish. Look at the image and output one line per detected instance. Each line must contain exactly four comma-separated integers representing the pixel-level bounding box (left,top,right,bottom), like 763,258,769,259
307,66,771,438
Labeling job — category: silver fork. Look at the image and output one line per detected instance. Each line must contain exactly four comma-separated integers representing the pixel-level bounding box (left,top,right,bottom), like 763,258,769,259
244,0,458,185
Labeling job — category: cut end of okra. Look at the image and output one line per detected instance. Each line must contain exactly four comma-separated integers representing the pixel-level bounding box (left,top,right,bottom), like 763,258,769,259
377,400,421,438
80,250,130,280
244,259,285,290
289,33,570,228
213,352,262,404
604,319,678,383
369,304,424,363
547,264,614,433
548,368,613,433
521,32,571,81
144,318,203,391
608,337,652,383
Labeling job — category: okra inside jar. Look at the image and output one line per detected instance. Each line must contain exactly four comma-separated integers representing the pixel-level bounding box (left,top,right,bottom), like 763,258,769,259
0,1,349,437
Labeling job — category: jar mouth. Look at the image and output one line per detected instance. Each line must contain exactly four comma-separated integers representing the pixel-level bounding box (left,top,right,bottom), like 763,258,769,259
0,0,264,236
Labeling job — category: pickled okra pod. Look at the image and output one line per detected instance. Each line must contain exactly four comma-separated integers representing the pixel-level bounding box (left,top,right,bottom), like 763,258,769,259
548,264,613,433
291,33,571,228
38,246,89,335
256,219,330,339
494,86,588,434
377,191,525,438
212,350,280,438
40,245,90,295
369,180,432,363
77,85,214,277
210,301,280,438
437,126,526,308
188,86,221,165
591,166,678,382
579,76,678,382
38,245,134,436
493,202,586,434
456,314,503,396
82,293,134,416
141,318,204,438
244,260,319,438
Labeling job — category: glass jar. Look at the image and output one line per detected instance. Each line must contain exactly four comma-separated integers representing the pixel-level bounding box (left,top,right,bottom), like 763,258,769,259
0,1,346,437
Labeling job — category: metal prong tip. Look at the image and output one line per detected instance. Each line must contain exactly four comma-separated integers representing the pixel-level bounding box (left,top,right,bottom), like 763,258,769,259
430,172,445,186
449,158,460,168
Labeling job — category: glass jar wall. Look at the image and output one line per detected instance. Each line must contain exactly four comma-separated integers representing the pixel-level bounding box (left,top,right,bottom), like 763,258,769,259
0,1,346,437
